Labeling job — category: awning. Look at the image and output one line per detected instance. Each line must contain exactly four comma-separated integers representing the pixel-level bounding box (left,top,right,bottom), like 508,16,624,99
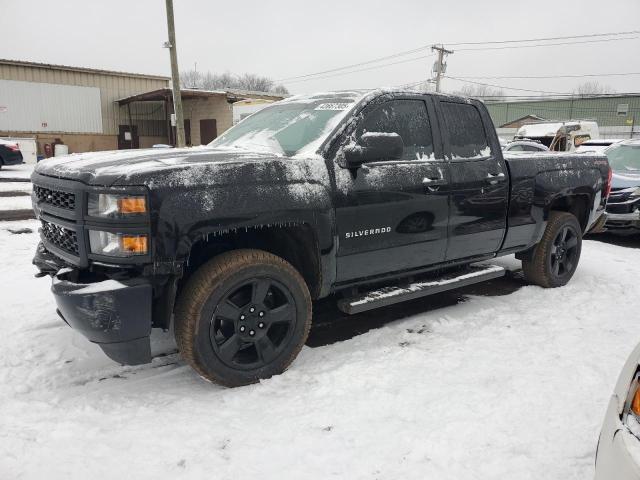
116,88,286,105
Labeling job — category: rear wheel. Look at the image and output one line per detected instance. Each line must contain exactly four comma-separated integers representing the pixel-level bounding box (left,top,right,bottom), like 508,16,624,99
522,211,582,288
174,249,312,387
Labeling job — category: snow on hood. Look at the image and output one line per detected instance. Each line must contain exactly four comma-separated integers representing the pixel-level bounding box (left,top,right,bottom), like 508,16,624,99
33,146,278,186
611,171,640,189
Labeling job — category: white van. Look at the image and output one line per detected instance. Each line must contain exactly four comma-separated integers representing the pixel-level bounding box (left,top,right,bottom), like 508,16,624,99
515,121,600,152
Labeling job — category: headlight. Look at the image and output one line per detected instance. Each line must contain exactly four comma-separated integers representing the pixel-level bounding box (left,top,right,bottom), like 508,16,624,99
88,193,147,218
624,375,640,438
89,230,148,256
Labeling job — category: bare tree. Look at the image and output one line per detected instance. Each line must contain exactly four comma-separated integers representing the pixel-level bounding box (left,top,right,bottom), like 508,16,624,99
180,69,289,94
573,81,615,96
181,69,202,88
452,84,505,98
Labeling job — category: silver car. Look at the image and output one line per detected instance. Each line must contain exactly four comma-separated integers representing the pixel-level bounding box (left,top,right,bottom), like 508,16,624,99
595,342,640,478
502,139,549,153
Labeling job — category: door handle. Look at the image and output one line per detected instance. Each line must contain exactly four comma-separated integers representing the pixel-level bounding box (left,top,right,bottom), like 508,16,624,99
422,176,445,185
486,172,506,185
423,176,445,193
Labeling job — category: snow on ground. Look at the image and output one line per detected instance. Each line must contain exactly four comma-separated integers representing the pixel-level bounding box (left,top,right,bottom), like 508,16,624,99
0,163,34,180
0,182,32,193
1,222,639,480
0,194,33,211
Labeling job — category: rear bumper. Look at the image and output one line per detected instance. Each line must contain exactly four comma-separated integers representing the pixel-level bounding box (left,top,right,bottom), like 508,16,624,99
595,396,640,480
52,270,153,365
1,151,24,165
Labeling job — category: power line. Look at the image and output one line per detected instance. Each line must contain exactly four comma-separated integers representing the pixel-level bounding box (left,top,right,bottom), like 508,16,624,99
280,54,435,85
446,76,572,95
276,29,640,83
456,35,638,51
452,72,640,80
275,47,431,82
447,29,640,46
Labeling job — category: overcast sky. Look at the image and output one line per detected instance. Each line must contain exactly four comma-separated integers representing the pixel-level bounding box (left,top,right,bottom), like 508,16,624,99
1,0,639,95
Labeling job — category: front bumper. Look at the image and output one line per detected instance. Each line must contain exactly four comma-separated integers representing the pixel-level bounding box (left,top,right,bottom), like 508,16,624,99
51,267,153,365
595,396,640,480
605,210,640,231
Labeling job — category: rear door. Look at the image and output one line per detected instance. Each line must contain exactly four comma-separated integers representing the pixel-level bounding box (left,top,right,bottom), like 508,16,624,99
334,97,450,282
436,100,509,260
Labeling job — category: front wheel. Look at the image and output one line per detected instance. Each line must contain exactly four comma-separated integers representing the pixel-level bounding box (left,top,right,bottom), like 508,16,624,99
522,211,582,288
174,249,312,387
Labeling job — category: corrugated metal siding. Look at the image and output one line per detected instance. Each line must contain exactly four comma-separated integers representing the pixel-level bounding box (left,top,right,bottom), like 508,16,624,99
0,79,102,133
486,96,640,129
128,101,167,137
0,63,168,135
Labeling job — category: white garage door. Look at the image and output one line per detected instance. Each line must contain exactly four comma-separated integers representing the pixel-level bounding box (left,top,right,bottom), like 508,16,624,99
0,79,102,133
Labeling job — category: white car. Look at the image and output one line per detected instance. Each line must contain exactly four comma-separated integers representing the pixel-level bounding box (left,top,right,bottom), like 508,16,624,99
595,342,640,479
575,138,624,154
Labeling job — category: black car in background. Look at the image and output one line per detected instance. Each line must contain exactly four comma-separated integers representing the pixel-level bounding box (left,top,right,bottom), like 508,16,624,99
0,139,24,169
605,140,640,232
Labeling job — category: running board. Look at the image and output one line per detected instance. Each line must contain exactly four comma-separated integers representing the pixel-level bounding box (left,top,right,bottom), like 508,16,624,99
337,263,506,314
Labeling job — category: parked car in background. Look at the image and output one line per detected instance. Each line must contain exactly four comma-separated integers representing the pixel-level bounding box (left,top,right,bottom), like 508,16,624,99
595,341,640,479
514,120,599,152
603,140,640,232
575,138,624,154
0,139,24,169
502,139,550,153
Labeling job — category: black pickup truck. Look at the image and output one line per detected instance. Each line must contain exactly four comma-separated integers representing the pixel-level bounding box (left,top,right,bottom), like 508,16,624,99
32,90,611,386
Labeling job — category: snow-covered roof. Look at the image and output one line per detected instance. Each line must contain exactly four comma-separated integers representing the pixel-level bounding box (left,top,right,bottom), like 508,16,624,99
516,123,565,137
116,88,287,105
516,120,598,138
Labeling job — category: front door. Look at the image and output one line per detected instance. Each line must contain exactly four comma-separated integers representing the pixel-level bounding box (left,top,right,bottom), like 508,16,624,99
334,97,450,282
436,100,508,260
118,125,139,149
200,119,217,144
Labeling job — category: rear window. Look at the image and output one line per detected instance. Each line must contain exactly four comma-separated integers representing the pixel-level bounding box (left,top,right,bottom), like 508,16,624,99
441,102,490,159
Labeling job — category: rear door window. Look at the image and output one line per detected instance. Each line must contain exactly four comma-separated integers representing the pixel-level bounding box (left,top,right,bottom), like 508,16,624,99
441,102,490,159
357,100,434,161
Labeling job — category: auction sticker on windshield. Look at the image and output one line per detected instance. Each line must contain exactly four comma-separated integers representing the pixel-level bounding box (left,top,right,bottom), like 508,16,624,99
315,103,352,110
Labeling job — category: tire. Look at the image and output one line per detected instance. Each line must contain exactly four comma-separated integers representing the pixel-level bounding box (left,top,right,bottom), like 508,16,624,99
522,211,582,288
174,249,312,387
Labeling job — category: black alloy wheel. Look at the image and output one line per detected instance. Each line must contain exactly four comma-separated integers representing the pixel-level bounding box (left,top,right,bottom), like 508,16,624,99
522,211,583,288
175,249,312,387
548,224,579,278
211,277,297,370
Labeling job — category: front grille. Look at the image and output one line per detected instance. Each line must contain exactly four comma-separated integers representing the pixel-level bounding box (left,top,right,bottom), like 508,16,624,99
34,185,76,211
41,220,79,255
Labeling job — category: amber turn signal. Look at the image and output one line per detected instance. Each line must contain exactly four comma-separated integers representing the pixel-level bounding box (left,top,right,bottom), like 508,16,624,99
631,387,640,416
121,235,148,254
118,197,147,214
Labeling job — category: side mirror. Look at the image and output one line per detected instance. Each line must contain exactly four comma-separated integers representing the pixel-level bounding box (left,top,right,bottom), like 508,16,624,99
343,132,404,167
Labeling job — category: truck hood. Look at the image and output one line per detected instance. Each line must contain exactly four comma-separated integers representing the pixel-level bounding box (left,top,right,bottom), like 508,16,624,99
611,170,640,189
33,147,283,186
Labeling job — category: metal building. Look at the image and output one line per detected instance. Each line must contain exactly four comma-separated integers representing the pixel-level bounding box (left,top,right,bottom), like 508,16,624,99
0,59,170,154
0,59,285,157
485,94,640,139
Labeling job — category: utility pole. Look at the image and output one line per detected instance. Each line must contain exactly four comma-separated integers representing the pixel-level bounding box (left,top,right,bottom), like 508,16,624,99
165,0,186,147
431,44,454,93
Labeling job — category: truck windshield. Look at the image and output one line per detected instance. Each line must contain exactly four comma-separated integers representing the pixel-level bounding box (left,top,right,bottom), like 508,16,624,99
606,144,640,171
210,92,363,157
